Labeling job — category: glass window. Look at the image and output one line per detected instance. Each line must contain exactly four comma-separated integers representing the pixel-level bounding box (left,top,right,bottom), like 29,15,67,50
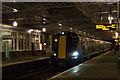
11,32,17,37
19,38,23,50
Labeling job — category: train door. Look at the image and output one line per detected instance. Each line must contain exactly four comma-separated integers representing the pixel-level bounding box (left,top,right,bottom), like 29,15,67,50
2,39,12,59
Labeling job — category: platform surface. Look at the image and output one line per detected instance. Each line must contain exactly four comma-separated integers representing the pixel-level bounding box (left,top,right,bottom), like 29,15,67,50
2,54,51,67
49,51,119,80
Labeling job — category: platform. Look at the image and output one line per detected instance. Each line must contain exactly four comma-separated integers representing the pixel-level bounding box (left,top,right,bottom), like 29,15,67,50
2,53,52,67
49,50,119,80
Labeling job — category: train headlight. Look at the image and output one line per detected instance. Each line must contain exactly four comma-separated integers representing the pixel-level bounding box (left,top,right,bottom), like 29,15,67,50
72,51,79,57
72,51,79,59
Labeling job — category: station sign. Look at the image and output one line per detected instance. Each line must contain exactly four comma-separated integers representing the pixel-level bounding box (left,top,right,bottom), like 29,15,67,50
96,24,116,31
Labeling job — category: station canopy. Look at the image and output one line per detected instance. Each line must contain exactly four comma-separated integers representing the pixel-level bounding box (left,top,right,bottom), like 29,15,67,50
2,2,118,41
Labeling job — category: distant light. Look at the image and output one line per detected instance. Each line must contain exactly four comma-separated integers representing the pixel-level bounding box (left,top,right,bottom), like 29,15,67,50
70,27,73,30
116,43,118,45
13,0,16,2
54,53,56,56
84,32,86,34
59,27,62,30
43,18,46,21
75,29,77,31
115,32,118,38
108,15,113,24
43,22,46,24
28,29,34,33
58,23,62,26
35,29,41,33
44,43,46,46
13,9,18,12
40,44,42,50
42,27,46,32
13,21,18,26
61,32,64,34
101,17,103,20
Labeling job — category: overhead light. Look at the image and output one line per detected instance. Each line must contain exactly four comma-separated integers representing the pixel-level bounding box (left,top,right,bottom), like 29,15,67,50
70,27,73,30
13,0,16,2
115,32,118,38
28,29,34,33
108,15,113,20
43,22,46,24
42,27,46,32
43,18,46,21
35,29,41,33
13,21,18,26
13,9,18,12
58,23,62,26
108,15,113,24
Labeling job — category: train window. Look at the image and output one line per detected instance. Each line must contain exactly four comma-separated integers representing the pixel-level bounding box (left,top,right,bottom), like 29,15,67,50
18,33,23,38
3,31,11,38
15,39,17,50
11,32,17,37
19,38,23,50
12,39,14,50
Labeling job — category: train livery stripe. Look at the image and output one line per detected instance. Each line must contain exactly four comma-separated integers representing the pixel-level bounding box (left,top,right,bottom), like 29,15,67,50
58,36,66,59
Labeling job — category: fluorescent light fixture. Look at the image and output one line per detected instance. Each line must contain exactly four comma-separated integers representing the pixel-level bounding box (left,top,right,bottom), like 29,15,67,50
28,29,34,33
13,0,16,2
35,29,41,33
40,44,42,50
43,18,46,21
108,15,113,24
13,21,18,26
13,9,18,12
70,27,73,30
58,23,62,26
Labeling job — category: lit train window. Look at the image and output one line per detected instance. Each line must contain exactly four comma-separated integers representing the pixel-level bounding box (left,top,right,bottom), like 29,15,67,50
11,32,17,37
0,30,1,36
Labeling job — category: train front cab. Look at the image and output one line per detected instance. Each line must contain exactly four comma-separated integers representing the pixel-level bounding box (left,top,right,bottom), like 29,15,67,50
52,32,79,65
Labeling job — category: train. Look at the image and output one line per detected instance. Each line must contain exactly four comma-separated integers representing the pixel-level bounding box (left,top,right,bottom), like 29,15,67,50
51,31,112,66
0,24,47,61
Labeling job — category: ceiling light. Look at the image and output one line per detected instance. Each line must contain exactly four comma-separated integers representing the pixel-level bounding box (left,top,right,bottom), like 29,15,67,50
108,15,113,20
28,29,34,33
70,27,73,30
108,15,113,24
115,32,118,38
13,9,18,12
42,27,46,32
13,21,18,26
58,23,62,26
13,0,16,2
43,22,46,24
43,18,46,21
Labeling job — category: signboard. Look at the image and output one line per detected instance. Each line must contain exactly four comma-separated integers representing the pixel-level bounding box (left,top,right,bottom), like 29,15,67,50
96,24,116,31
